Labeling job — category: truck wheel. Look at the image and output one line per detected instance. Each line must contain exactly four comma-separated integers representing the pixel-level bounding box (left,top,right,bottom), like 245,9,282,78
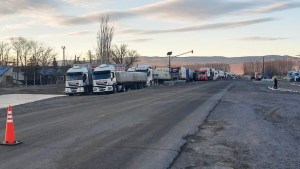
113,85,117,94
68,94,73,96
140,83,144,89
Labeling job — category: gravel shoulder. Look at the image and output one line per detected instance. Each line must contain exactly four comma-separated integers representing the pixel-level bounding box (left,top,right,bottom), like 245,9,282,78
171,79,300,169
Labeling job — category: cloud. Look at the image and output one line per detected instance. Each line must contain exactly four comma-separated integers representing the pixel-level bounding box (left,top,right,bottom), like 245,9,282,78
54,11,137,26
53,0,300,26
116,39,152,43
54,0,258,25
0,23,33,32
67,31,93,36
0,0,59,17
118,18,276,35
250,1,300,13
1,0,299,30
131,0,256,21
238,36,288,41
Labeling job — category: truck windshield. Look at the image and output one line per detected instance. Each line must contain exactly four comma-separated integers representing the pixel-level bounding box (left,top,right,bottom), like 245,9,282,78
136,70,147,73
66,72,83,81
93,70,111,80
199,72,206,75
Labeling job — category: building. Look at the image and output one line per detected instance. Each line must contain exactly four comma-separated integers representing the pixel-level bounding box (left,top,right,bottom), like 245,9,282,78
0,66,14,86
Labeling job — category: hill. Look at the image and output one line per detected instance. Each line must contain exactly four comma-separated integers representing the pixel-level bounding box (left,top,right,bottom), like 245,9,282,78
136,55,295,66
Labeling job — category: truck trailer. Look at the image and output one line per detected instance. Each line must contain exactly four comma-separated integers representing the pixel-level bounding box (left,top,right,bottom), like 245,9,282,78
128,64,153,86
93,64,147,94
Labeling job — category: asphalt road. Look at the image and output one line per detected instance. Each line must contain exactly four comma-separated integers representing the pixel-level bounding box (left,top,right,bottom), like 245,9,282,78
0,80,232,169
171,79,300,169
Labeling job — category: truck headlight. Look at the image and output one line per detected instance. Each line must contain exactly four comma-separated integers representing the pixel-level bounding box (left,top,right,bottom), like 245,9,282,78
79,87,84,91
65,88,68,92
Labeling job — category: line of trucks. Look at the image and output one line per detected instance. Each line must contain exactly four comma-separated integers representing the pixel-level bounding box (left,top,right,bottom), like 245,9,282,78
287,70,300,82
65,64,230,96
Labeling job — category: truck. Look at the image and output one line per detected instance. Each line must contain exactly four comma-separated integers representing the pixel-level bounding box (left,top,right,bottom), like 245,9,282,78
92,64,147,94
194,68,214,81
187,68,194,81
218,70,225,79
129,65,153,86
170,67,187,81
287,70,300,82
65,65,93,96
153,67,171,84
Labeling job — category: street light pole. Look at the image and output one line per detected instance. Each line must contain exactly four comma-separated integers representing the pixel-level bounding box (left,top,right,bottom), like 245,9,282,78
173,50,193,57
167,50,193,77
262,56,265,74
61,46,66,66
167,52,172,74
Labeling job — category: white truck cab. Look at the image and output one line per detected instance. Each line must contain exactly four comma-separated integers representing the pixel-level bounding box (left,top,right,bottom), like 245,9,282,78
65,65,92,95
93,64,117,93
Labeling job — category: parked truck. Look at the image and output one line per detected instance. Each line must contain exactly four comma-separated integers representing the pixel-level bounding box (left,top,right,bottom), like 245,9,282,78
287,70,300,82
93,64,147,94
194,68,214,81
170,67,187,81
187,68,194,81
65,65,93,96
129,65,153,86
153,67,171,84
218,70,225,79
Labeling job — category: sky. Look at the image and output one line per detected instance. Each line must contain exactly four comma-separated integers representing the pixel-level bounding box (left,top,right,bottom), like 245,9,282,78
0,0,300,60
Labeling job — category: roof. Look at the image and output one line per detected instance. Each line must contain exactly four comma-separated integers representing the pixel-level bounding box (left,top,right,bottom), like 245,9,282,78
0,66,12,76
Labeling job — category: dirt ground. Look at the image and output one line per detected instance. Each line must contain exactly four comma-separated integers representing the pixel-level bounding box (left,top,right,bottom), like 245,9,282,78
0,84,65,95
171,80,300,169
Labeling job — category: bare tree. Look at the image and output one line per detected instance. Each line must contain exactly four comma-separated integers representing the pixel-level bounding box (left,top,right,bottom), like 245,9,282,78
243,59,294,76
111,44,127,64
0,42,11,66
96,14,114,63
10,37,36,67
111,44,139,67
125,50,139,67
87,50,95,64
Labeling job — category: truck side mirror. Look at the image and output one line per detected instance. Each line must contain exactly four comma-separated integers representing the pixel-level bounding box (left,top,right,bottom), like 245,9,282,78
111,72,115,79
83,74,87,82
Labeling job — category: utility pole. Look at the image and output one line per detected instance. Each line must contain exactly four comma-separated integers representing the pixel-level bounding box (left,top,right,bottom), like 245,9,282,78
88,50,92,64
262,56,265,74
16,49,19,85
61,46,66,66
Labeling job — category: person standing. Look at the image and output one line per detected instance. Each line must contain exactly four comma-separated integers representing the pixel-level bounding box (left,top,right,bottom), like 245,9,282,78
274,77,278,89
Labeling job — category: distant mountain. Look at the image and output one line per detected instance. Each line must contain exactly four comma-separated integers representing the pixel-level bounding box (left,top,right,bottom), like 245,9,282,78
136,55,295,66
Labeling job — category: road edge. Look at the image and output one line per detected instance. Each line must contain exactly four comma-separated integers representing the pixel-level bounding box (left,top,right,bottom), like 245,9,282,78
165,83,232,169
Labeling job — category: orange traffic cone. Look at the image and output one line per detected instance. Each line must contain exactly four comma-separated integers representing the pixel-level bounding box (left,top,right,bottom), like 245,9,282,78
0,105,22,145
